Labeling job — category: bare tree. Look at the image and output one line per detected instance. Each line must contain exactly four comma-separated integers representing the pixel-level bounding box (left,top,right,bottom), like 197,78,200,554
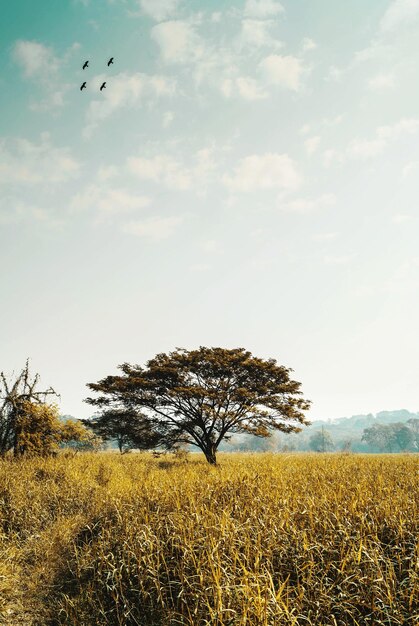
0,360,58,456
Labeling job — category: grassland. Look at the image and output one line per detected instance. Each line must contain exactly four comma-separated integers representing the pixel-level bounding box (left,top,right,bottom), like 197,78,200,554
0,452,417,625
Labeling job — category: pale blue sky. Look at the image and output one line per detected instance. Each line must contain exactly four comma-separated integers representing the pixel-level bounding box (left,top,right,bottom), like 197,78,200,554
1,0,419,420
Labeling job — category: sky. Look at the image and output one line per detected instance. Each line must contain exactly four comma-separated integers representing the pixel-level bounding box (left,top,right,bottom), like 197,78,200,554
1,0,419,421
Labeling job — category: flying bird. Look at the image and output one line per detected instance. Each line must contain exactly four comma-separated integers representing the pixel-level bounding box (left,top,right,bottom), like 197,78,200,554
80,82,87,91
100,82,106,91
107,57,114,67
82,60,89,70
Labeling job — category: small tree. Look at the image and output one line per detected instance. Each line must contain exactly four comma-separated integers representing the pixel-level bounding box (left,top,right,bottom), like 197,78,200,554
83,408,162,453
340,438,353,453
362,424,395,452
86,346,311,464
60,419,103,452
13,402,91,456
309,427,334,452
14,401,61,456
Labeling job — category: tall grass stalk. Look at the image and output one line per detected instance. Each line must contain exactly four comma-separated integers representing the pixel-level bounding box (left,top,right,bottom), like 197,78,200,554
0,453,417,625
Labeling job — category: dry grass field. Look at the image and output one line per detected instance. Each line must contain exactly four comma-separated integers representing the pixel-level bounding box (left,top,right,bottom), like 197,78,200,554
0,452,417,625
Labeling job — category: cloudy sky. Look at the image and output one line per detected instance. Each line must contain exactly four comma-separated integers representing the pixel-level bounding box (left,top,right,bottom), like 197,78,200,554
1,0,419,421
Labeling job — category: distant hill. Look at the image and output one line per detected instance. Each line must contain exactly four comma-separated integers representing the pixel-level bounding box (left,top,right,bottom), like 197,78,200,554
59,414,80,423
61,410,419,453
221,409,419,452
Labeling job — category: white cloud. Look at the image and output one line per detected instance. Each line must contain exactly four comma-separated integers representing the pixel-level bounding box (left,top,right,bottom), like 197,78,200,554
354,41,390,64
71,184,151,215
304,136,321,155
402,160,419,178
347,138,386,159
84,72,176,136
239,19,283,49
260,54,304,90
347,118,419,159
138,0,180,22
220,79,233,98
323,149,343,167
223,153,301,192
162,111,174,128
376,118,419,140
97,165,119,181
325,65,342,82
151,21,204,63
322,114,344,127
12,40,59,80
222,76,267,100
0,196,67,227
194,147,217,180
0,134,80,185
122,215,182,240
312,232,338,242
244,0,284,18
200,239,220,253
380,0,419,32
127,148,217,191
236,76,267,99
324,117,419,165
301,37,317,52
12,39,82,110
368,73,395,90
392,213,411,223
127,155,191,189
281,193,336,213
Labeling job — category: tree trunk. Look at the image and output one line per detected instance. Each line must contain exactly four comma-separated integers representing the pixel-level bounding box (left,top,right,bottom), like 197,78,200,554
203,444,217,465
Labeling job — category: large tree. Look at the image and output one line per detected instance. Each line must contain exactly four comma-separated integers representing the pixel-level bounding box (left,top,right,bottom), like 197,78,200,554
86,347,311,464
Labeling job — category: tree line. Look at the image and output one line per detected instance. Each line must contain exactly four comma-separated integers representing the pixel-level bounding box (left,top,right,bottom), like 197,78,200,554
0,347,310,464
222,420,419,453
3,349,417,463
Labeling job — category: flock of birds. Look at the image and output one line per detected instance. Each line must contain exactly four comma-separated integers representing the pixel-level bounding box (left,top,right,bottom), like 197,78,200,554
80,57,114,92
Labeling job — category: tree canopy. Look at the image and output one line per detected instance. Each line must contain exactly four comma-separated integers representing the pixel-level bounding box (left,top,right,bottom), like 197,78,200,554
86,346,311,464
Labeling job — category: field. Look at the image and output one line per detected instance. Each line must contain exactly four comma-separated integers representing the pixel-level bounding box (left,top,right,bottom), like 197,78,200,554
0,452,417,625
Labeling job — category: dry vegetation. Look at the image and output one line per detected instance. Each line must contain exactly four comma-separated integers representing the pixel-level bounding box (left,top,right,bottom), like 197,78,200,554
0,452,417,625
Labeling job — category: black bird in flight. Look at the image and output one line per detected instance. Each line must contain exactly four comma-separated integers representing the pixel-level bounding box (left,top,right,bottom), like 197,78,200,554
100,82,106,91
82,60,89,70
80,82,87,91
107,57,114,67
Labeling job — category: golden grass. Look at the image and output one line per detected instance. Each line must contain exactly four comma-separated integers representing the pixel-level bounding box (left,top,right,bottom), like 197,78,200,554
0,452,417,625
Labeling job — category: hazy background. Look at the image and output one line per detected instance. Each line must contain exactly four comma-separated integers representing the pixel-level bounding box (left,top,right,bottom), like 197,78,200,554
1,0,419,420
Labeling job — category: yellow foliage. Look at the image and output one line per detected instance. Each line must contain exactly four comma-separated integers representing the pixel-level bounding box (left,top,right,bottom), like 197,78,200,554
15,402,96,456
15,401,62,456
